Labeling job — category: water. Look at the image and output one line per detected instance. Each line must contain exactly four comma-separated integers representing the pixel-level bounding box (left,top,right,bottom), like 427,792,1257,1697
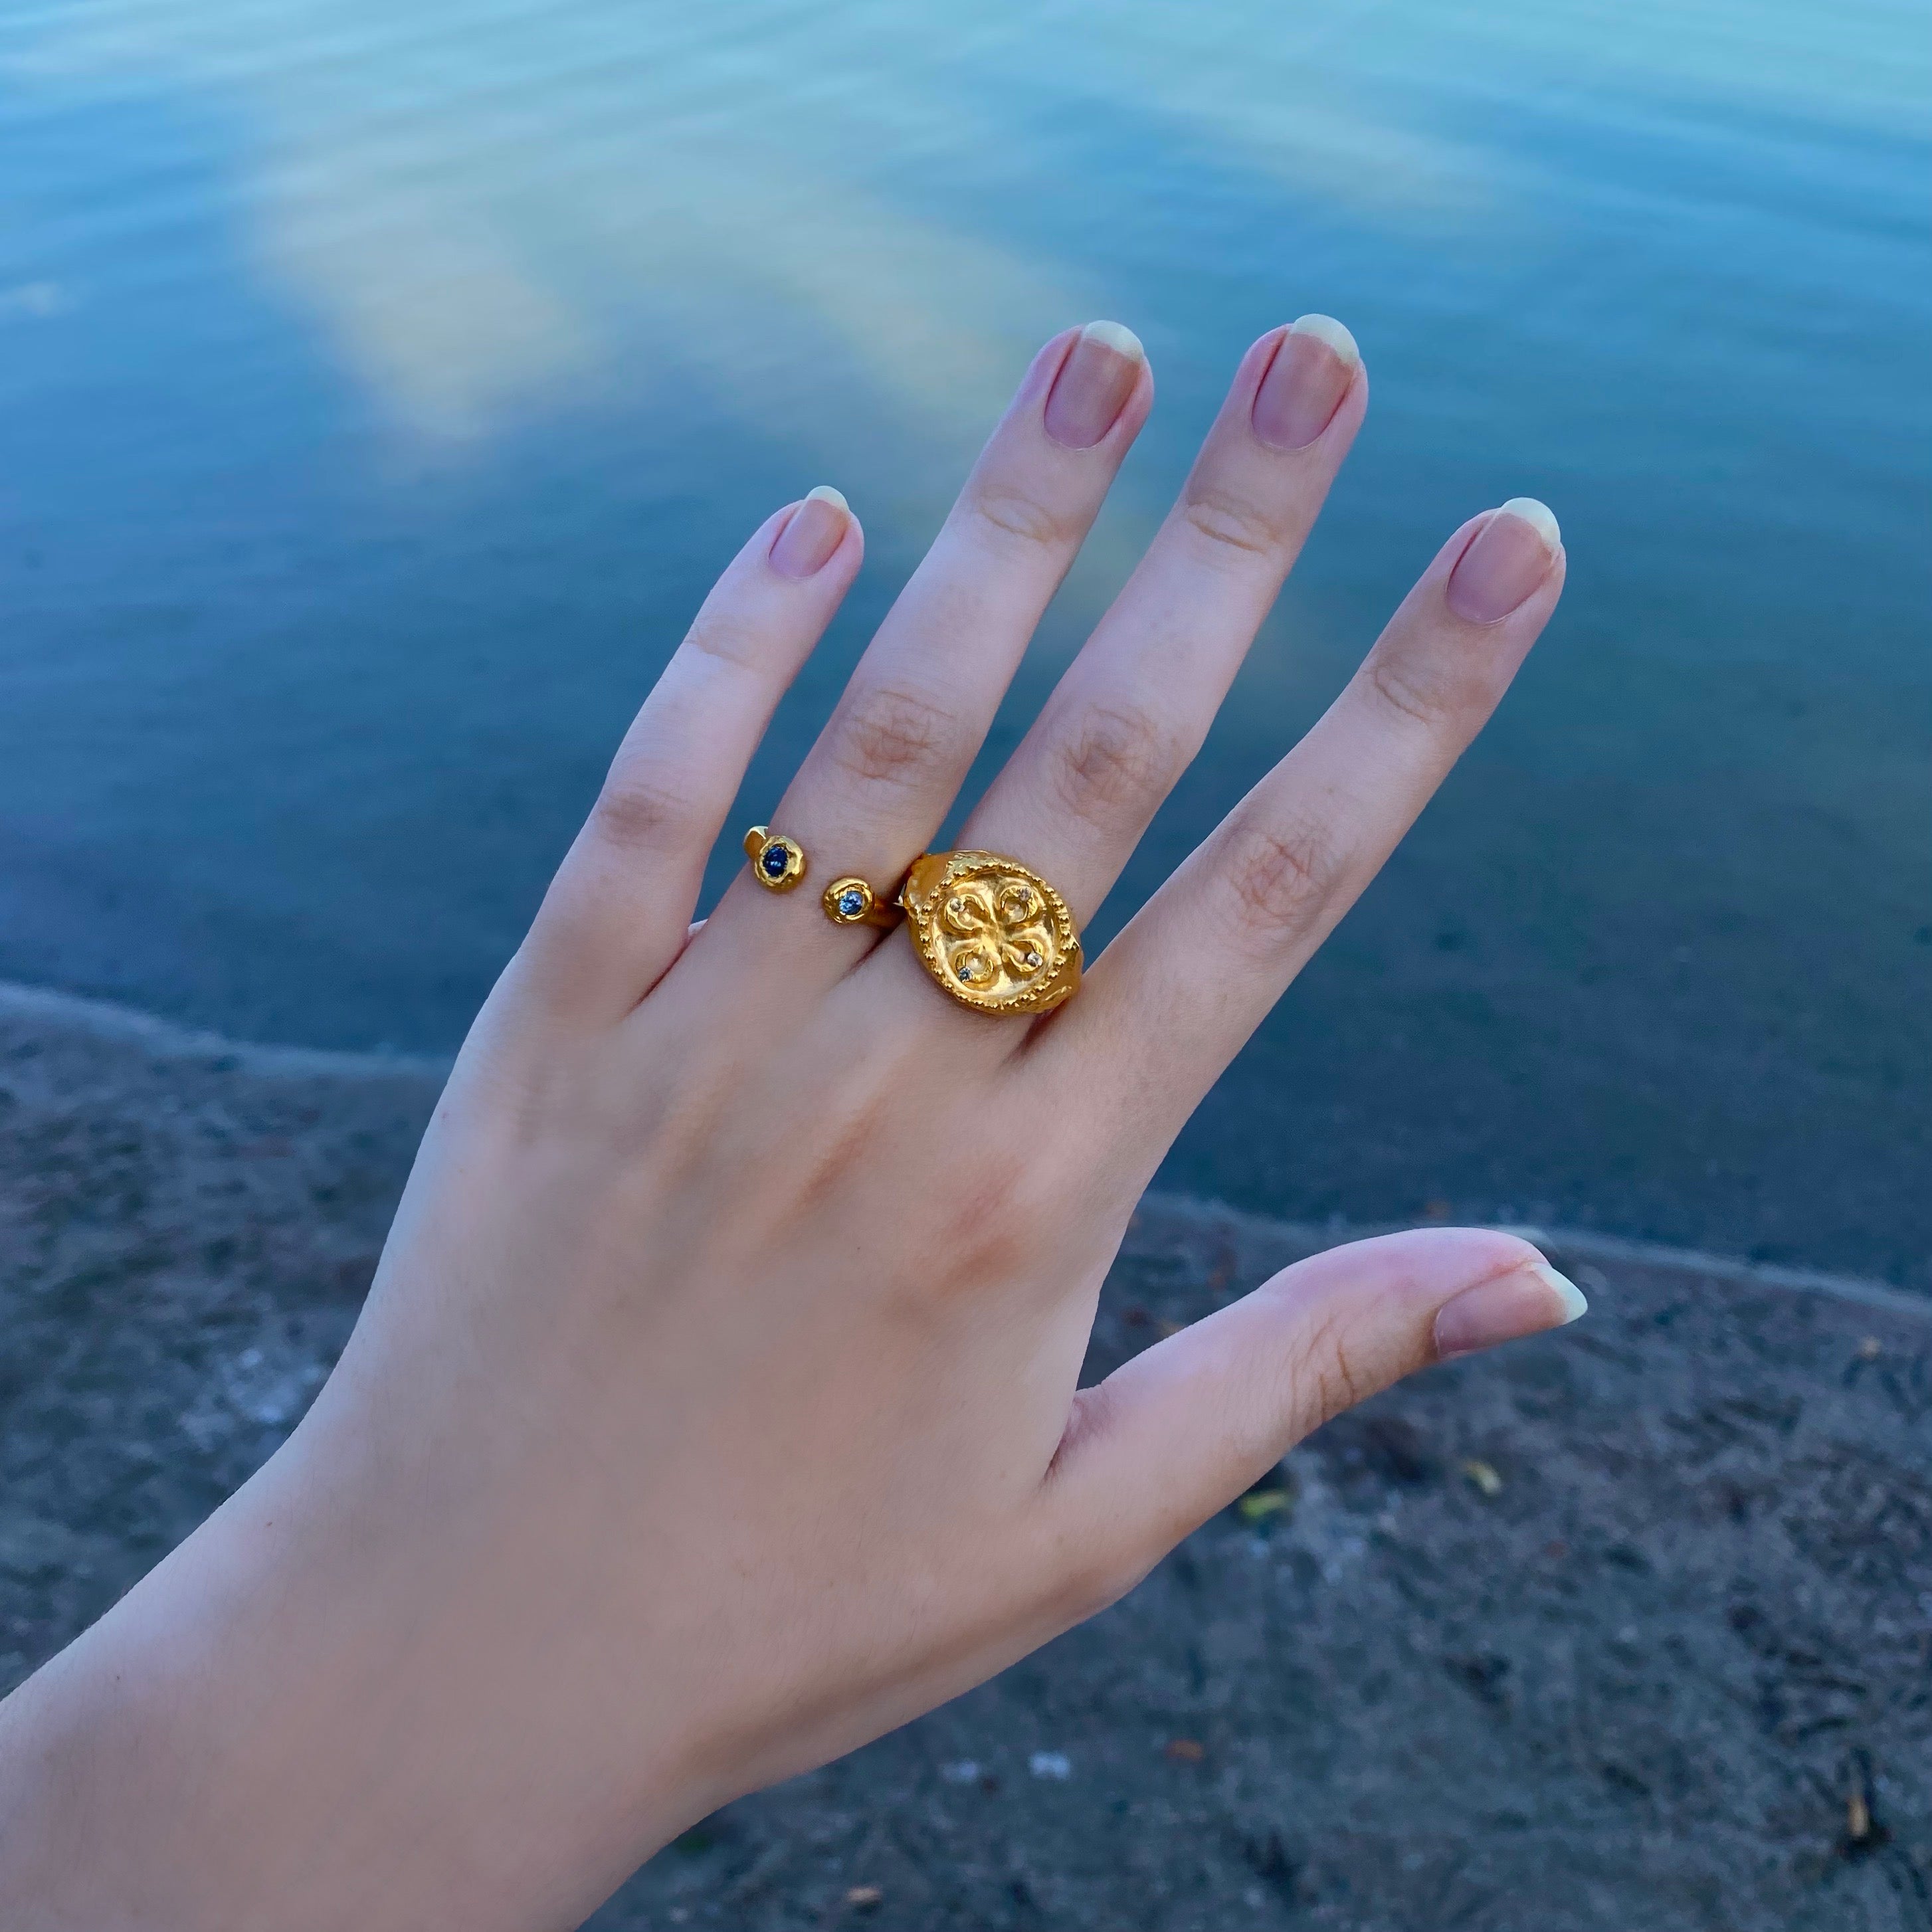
2,1,1927,1281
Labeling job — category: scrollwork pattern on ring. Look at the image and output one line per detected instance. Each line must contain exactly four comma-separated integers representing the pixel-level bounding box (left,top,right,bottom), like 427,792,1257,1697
900,851,1080,1014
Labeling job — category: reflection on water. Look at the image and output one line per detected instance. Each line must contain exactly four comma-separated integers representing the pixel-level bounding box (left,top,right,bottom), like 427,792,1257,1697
1,1,1927,1280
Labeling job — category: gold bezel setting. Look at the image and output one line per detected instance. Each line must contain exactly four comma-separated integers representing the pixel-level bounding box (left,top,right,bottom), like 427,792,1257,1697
822,876,900,927
743,825,806,892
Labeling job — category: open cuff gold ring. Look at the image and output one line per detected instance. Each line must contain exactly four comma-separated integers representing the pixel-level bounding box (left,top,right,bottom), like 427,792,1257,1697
742,828,1080,1014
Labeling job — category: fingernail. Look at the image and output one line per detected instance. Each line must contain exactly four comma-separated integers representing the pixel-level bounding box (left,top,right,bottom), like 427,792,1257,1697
1445,498,1561,623
1433,1260,1588,1363
1251,314,1360,451
769,485,850,579
1044,321,1145,450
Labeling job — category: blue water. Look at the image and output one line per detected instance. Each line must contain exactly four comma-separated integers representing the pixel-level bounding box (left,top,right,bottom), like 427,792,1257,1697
2,1,1927,1280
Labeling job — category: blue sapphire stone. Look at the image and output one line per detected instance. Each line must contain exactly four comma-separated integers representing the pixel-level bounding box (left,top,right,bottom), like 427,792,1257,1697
761,845,789,878
838,887,866,918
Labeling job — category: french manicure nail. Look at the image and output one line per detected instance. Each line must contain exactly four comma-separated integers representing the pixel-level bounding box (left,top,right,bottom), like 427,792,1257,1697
769,485,850,579
1433,1260,1589,1363
1044,321,1145,450
1445,497,1561,623
1251,314,1360,450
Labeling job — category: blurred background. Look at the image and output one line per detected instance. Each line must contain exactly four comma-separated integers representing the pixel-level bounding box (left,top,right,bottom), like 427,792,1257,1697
1,0,1926,1282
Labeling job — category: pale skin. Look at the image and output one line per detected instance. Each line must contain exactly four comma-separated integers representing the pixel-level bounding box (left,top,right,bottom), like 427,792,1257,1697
0,317,1581,1929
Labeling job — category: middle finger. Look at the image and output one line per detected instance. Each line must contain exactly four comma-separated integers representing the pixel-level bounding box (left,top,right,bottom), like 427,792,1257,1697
956,316,1365,926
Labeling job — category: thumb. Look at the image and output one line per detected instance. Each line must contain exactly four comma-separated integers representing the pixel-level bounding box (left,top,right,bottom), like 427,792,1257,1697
1041,1227,1587,1586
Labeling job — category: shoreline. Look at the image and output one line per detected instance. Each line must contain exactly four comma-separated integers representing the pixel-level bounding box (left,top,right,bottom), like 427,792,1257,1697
1,975,1917,1311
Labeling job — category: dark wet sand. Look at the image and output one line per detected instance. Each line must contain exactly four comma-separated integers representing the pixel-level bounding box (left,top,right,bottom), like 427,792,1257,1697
1,983,1926,1930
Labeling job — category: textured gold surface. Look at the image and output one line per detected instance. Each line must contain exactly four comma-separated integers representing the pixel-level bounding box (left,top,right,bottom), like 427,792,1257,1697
900,851,1080,1014
743,825,806,892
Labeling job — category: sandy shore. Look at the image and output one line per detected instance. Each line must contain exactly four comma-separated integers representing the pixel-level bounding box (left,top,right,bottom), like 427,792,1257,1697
1,981,1925,1929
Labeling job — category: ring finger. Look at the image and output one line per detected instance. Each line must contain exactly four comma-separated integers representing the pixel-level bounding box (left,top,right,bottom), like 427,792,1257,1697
955,316,1366,927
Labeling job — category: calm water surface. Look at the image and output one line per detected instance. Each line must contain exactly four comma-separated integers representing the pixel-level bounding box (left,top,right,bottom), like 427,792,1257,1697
3,1,1927,1279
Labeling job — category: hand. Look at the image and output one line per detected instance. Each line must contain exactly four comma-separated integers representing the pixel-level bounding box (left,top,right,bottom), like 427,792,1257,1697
0,318,1580,1931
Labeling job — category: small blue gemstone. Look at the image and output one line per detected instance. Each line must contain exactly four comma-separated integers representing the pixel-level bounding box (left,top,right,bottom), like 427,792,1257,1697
838,888,866,917
761,846,789,877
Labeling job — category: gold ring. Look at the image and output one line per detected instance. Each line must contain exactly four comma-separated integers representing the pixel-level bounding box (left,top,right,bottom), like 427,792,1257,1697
900,850,1080,1014
749,830,1080,1013
743,824,806,892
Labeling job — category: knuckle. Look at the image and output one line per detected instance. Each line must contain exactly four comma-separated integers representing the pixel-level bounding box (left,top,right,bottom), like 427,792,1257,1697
1052,701,1184,825
965,479,1084,553
682,613,765,674
589,770,689,855
1320,1339,1372,1423
1290,1308,1372,1430
1181,483,1294,566
1216,813,1345,939
1367,648,1477,735
830,681,959,793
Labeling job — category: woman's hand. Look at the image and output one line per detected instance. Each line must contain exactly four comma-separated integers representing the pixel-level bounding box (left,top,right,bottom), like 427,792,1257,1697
0,320,1579,1931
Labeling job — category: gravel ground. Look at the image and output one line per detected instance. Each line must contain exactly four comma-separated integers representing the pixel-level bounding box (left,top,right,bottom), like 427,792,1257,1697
1,983,1927,1930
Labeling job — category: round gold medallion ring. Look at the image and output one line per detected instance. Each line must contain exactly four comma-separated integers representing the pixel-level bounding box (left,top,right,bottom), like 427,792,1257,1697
742,829,1081,1014
898,850,1080,1014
